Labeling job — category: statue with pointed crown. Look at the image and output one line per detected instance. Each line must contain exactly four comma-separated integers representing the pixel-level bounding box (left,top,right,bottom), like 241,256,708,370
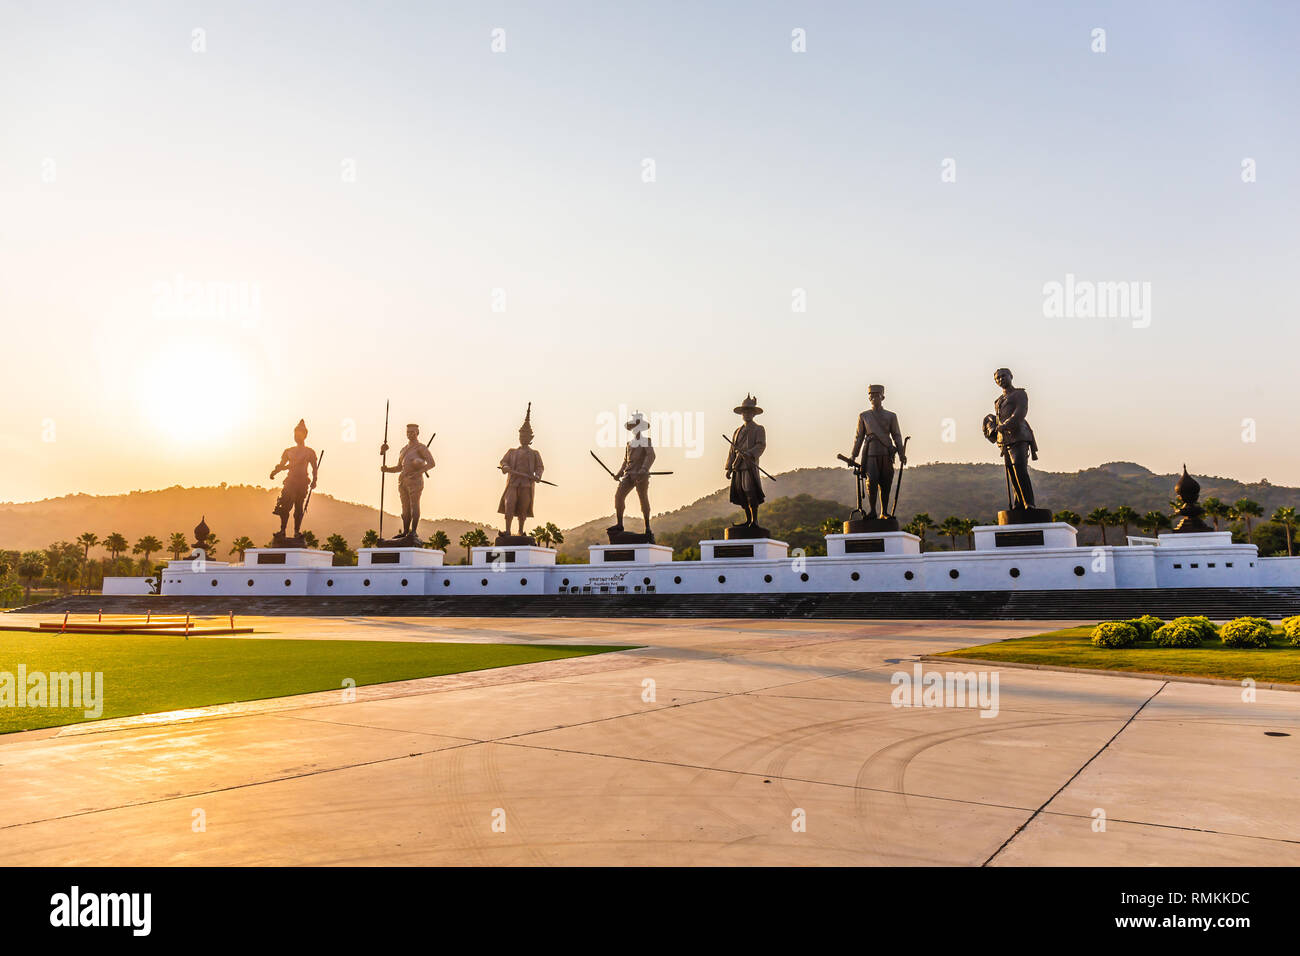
269,418,319,546
497,403,546,544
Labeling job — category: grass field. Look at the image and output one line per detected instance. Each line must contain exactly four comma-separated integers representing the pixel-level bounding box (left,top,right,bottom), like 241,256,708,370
0,631,634,734
937,625,1300,684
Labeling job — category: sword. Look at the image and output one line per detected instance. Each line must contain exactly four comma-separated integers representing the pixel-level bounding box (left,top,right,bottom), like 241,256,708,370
890,436,910,517
502,466,558,487
589,450,673,480
721,433,776,481
303,450,324,517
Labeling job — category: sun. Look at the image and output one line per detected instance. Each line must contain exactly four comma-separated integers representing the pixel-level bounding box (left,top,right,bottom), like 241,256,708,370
134,337,256,445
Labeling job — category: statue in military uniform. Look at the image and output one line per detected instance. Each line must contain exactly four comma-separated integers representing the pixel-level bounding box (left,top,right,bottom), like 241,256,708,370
269,419,319,546
379,423,435,544
983,368,1050,524
724,395,769,539
609,411,657,542
497,403,545,543
845,384,907,531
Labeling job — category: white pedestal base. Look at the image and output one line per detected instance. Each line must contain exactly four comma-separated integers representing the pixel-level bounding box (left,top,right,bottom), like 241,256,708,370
973,522,1077,551
825,532,921,557
359,547,445,567
699,538,789,561
241,548,334,568
471,545,557,566
589,543,674,564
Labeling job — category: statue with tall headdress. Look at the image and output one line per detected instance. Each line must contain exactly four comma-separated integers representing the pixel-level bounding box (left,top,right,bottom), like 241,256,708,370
497,403,546,542
270,419,319,545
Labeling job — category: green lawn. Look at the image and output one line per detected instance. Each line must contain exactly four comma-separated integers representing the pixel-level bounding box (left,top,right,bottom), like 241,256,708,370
936,625,1300,684
0,631,635,734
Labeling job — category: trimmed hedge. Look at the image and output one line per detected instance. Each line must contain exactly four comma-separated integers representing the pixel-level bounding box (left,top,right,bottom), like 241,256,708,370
1151,621,1204,648
1281,615,1300,647
1091,621,1139,649
1167,616,1219,643
1125,615,1165,640
1219,617,1273,649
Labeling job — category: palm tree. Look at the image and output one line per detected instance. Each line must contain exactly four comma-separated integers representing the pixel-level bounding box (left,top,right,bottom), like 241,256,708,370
956,517,977,550
1111,505,1138,541
103,532,128,561
229,535,256,561
167,532,189,559
938,516,962,550
77,532,99,592
1201,496,1230,531
324,533,356,566
1053,510,1081,527
361,529,379,549
301,530,319,549
427,530,450,553
531,525,553,548
1231,498,1264,537
1138,510,1171,538
544,522,564,550
904,513,936,551
133,535,163,567
1084,508,1112,545
460,528,489,563
17,551,45,601
1271,506,1298,556
201,533,219,559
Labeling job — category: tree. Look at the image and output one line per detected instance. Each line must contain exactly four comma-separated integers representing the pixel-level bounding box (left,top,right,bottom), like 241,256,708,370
1138,510,1171,538
531,525,553,548
427,530,450,553
17,551,45,601
133,535,163,567
459,528,489,563
1201,497,1230,531
201,533,219,559
324,534,356,566
1231,498,1264,537
956,517,977,550
1271,506,1298,557
361,529,379,549
167,532,189,559
1052,510,1082,526
103,532,128,561
229,536,256,561
543,522,564,550
1084,508,1112,545
938,516,963,550
301,530,319,549
76,532,99,594
819,517,841,537
1111,506,1138,541
903,513,936,551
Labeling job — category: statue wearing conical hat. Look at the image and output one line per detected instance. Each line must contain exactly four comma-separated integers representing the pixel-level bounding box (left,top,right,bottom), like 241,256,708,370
270,419,318,543
497,403,545,537
725,394,767,532
612,410,657,539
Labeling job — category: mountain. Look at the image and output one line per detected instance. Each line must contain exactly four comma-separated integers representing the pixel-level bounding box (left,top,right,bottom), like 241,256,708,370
555,461,1293,555
0,484,493,557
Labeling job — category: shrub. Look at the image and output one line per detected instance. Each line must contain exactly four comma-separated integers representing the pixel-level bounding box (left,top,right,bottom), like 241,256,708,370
1281,615,1300,647
1168,616,1218,642
1151,621,1203,648
1125,615,1165,640
1092,621,1139,649
1219,617,1273,649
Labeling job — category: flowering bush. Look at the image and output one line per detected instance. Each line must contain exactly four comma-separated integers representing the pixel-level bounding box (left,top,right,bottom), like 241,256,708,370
1219,617,1273,649
1091,621,1139,649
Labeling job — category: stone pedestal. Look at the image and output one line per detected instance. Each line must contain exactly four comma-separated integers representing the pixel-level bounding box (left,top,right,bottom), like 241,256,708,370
470,544,557,566
359,547,445,567
241,548,334,568
700,538,789,560
973,522,1077,550
589,543,673,564
723,524,772,541
997,507,1053,525
606,526,656,545
825,531,920,557
842,516,900,534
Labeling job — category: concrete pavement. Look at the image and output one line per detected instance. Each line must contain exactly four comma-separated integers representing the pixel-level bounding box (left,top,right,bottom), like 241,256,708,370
0,616,1296,865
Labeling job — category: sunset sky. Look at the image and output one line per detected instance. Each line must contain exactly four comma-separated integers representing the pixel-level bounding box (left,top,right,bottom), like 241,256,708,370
1,1,1297,528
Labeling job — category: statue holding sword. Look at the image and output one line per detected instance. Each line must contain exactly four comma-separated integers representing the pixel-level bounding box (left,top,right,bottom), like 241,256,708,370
590,410,673,543
840,384,907,531
497,403,553,541
722,394,773,538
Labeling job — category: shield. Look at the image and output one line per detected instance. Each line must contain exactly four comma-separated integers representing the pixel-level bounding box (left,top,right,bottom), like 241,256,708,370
982,413,999,444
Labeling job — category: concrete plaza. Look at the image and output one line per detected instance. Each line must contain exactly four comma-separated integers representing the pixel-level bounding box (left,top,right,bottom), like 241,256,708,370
1,615,1296,866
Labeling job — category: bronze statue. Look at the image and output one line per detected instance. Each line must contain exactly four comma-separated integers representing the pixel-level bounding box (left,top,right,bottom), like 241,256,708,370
612,411,656,540
379,423,435,543
842,384,907,531
270,419,319,544
1172,465,1212,533
983,368,1048,523
497,403,546,541
723,395,771,538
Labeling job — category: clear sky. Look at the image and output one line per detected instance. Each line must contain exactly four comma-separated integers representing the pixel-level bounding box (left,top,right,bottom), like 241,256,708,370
1,1,1297,528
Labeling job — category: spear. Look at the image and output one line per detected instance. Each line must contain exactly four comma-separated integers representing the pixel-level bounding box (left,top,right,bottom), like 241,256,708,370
589,450,673,480
378,400,389,539
890,436,910,517
303,450,324,517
